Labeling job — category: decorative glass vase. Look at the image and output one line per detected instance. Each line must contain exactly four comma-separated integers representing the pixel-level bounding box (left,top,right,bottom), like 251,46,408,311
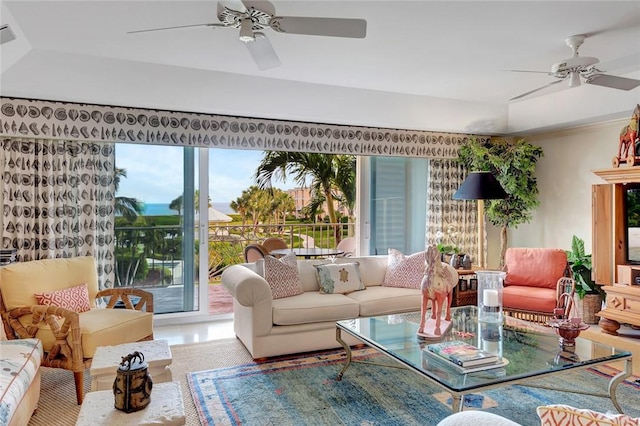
476,271,505,324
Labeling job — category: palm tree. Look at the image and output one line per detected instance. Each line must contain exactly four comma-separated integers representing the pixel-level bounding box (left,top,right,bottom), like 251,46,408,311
169,195,183,216
255,152,356,241
114,167,143,221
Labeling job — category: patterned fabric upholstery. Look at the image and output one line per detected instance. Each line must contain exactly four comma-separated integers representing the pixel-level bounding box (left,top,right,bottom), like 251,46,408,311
34,283,91,313
537,404,640,426
264,252,304,299
0,339,43,425
315,262,365,294
383,249,426,289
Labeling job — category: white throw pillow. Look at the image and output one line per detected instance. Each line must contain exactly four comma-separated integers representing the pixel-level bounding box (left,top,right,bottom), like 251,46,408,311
315,262,365,294
263,252,304,299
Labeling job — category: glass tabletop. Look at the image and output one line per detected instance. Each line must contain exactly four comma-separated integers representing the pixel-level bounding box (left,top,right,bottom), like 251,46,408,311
336,306,631,393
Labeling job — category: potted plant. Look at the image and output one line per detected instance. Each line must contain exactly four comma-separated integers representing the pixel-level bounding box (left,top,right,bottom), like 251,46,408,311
457,138,544,267
566,235,605,324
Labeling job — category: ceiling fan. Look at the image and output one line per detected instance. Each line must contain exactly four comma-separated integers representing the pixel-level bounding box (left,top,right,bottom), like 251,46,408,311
509,34,640,101
128,1,367,71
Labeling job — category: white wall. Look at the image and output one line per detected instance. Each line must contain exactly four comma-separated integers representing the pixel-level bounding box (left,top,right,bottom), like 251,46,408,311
501,118,627,260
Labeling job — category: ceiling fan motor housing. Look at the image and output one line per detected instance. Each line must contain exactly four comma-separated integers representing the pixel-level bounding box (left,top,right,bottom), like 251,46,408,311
551,56,599,74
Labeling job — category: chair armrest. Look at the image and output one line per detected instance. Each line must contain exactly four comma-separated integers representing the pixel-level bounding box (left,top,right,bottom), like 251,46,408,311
7,305,84,369
96,288,154,312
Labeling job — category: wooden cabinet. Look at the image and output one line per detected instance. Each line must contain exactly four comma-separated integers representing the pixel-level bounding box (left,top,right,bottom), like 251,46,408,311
593,168,640,333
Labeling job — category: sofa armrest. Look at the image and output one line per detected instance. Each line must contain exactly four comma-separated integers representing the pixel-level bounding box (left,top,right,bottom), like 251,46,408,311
222,265,273,308
96,288,154,312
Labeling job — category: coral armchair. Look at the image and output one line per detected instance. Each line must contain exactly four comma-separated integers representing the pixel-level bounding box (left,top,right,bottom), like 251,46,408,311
0,256,154,404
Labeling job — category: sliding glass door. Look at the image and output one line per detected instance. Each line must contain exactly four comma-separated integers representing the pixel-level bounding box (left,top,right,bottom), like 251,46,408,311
114,143,204,315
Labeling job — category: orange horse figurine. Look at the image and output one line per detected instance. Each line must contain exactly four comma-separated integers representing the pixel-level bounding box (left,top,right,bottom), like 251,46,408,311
418,245,458,337
614,104,640,167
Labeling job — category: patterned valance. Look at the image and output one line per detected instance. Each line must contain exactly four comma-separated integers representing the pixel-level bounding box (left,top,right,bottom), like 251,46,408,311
0,97,489,158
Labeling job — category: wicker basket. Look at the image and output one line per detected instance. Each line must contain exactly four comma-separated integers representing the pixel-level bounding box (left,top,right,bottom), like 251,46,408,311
573,294,602,324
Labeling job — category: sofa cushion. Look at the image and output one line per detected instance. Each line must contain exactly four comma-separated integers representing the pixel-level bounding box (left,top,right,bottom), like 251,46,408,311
315,262,365,294
503,285,557,314
346,285,422,316
272,292,360,326
0,338,43,424
34,283,91,313
383,249,425,289
263,252,304,299
537,404,639,426
504,248,568,289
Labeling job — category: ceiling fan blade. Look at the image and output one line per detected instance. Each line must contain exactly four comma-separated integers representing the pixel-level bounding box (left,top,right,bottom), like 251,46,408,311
270,17,366,38
507,69,552,74
510,79,565,101
596,53,640,75
245,33,281,70
586,74,640,91
127,23,226,34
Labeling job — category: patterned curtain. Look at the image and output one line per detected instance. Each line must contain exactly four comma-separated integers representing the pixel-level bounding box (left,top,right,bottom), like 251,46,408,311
1,138,115,289
425,159,478,264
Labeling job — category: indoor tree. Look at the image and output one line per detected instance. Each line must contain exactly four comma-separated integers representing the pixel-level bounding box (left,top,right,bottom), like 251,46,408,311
458,138,544,266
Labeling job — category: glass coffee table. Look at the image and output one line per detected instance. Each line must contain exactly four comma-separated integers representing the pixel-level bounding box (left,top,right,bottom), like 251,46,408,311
336,307,632,413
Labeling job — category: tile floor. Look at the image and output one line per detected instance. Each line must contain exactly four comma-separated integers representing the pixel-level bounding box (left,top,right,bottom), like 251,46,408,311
154,318,235,346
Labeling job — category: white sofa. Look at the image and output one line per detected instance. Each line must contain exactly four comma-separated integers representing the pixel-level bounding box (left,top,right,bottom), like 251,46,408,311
222,255,447,359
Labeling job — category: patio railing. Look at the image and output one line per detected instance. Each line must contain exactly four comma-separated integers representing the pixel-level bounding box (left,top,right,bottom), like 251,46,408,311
114,222,355,288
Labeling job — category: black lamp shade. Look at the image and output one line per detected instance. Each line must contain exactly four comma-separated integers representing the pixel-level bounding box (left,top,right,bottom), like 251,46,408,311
453,171,507,200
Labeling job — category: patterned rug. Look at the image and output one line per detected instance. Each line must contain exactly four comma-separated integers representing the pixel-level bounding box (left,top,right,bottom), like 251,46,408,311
187,347,640,426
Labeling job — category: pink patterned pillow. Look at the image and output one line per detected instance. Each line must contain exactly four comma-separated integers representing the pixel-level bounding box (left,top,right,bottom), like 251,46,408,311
537,404,639,426
264,252,304,299
383,249,426,289
34,284,91,313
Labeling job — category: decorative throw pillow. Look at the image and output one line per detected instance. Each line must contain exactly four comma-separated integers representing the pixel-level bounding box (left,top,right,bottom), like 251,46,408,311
315,262,365,294
263,252,304,299
383,249,426,289
34,284,91,313
537,404,639,426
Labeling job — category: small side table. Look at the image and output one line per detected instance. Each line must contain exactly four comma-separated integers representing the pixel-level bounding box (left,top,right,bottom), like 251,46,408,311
452,269,477,307
76,381,185,426
90,339,172,391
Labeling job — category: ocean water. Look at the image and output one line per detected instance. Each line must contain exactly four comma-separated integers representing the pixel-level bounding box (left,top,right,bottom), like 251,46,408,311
142,202,234,216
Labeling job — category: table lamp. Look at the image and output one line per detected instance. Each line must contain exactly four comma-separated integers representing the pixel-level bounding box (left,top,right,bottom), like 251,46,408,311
452,171,507,268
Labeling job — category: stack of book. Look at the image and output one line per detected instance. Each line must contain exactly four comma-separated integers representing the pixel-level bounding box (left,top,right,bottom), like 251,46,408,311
423,340,507,374
0,249,17,265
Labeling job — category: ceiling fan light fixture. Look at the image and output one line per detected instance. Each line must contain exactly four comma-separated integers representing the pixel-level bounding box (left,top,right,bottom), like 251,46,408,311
239,18,254,43
568,71,581,88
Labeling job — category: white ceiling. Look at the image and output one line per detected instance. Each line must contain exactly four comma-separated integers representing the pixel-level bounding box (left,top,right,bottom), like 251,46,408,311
1,1,640,136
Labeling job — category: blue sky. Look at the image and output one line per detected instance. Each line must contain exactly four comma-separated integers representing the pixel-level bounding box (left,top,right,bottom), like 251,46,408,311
115,144,298,204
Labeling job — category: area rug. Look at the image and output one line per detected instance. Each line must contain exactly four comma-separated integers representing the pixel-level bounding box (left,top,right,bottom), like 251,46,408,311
28,338,252,426
187,348,640,426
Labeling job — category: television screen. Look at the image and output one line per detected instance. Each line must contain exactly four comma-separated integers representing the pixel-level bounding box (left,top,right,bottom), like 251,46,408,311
626,185,640,263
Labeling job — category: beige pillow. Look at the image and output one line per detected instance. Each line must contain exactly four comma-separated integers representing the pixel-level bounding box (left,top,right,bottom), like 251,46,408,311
537,404,640,426
383,249,425,289
263,252,304,299
315,262,364,294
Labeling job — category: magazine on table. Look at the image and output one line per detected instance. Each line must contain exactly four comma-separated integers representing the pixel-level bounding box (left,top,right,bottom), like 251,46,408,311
425,340,500,367
422,350,508,375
